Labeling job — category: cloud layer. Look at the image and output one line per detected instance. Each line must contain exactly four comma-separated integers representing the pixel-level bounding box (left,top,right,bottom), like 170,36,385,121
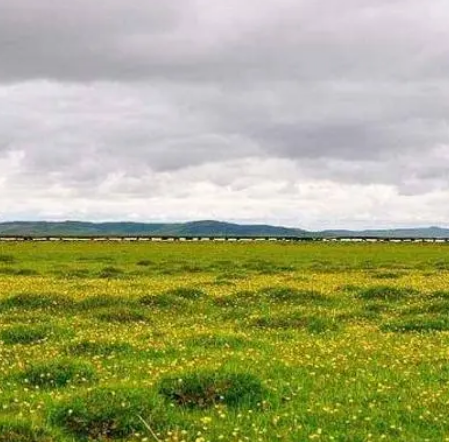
1,0,448,228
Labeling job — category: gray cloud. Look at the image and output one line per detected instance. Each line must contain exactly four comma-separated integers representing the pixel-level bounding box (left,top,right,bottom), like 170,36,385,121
1,0,449,226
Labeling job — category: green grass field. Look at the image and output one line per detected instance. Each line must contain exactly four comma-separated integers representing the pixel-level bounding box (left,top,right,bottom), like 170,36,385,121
1,241,449,441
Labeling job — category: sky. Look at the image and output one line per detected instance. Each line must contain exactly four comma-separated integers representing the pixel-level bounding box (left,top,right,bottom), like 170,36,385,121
1,0,449,230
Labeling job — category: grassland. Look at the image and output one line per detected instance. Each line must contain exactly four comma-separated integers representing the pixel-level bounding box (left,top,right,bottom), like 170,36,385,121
1,241,449,441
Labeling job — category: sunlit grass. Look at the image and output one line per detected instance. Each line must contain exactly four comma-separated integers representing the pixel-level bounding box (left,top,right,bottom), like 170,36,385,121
0,241,449,441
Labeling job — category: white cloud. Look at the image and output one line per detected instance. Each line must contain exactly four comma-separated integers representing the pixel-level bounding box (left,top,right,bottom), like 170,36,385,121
1,1,449,227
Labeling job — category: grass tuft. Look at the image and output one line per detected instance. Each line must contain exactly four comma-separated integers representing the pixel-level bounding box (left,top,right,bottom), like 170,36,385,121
158,370,266,409
0,419,55,442
371,271,402,280
66,340,134,356
381,316,449,333
165,287,206,300
0,254,15,263
259,286,328,303
19,359,97,388
0,325,49,345
357,286,418,301
77,294,127,310
0,292,73,310
136,259,154,266
96,306,149,323
49,387,165,439
251,312,340,333
185,333,247,349
139,293,185,309
98,266,125,278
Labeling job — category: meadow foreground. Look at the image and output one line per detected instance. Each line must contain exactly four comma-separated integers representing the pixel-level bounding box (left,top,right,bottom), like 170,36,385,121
0,242,449,441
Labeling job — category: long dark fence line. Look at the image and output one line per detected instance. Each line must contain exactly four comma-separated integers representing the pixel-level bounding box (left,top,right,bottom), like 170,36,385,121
0,235,449,243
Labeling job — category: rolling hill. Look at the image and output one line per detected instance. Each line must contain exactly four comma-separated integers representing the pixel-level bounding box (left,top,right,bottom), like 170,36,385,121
0,221,448,238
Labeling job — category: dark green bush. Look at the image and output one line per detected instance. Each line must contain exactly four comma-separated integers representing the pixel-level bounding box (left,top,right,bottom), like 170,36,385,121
49,387,165,439
158,370,266,408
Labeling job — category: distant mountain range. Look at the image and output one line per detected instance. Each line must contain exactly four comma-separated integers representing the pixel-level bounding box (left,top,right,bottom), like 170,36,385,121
0,220,449,238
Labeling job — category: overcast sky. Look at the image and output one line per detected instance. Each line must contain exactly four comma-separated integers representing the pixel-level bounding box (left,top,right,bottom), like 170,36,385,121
1,0,448,229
